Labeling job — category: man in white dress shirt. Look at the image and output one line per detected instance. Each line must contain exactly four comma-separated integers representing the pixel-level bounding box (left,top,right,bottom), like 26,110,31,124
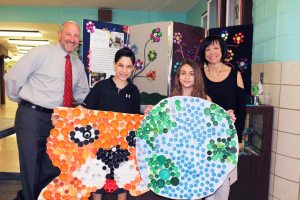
4,21,89,200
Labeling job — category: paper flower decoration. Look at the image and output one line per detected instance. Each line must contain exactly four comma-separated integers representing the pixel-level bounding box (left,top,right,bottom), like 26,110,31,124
150,28,162,43
187,47,196,59
85,21,95,33
130,44,138,55
147,50,157,62
134,59,143,70
86,50,92,72
233,33,244,44
236,58,249,72
221,30,229,41
173,32,183,44
123,26,129,33
131,28,162,81
224,49,234,63
172,61,180,73
146,70,157,81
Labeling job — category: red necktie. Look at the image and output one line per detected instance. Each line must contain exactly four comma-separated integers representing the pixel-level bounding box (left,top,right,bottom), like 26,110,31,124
63,54,73,107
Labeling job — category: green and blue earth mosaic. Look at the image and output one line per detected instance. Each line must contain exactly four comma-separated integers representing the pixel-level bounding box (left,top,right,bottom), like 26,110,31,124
136,96,238,199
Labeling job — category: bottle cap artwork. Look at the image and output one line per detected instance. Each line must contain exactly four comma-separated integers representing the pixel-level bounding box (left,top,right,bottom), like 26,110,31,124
39,108,149,200
136,96,239,199
39,96,238,199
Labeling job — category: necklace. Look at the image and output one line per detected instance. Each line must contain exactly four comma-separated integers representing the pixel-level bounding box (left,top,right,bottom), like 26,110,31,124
207,65,223,77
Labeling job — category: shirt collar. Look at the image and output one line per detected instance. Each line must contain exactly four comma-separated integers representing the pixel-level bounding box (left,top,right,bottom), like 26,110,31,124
107,76,117,89
108,76,132,91
55,43,73,59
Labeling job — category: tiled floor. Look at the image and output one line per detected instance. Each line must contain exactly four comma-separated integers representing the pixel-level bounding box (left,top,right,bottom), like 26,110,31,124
0,97,17,130
0,180,21,200
0,135,19,172
0,97,19,173
0,98,21,200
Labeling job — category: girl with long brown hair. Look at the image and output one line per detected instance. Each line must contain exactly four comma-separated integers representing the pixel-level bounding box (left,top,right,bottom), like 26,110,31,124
171,59,209,100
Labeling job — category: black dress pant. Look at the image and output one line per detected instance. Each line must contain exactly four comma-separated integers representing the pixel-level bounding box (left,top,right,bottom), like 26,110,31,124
14,105,60,200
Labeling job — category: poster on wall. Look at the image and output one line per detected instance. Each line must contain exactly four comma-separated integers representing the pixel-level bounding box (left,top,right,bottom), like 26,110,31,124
209,24,253,96
129,22,205,102
82,19,207,104
171,22,205,92
129,22,172,97
82,19,129,87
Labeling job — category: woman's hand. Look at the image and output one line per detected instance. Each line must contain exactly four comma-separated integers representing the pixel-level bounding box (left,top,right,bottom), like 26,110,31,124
51,113,59,127
239,143,244,150
226,109,236,123
143,105,154,115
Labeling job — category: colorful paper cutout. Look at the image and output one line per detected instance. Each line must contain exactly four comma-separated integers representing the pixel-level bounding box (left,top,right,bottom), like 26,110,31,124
136,96,239,199
131,28,162,81
39,108,149,200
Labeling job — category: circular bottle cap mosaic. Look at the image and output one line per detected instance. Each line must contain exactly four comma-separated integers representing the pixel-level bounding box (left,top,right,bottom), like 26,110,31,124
136,96,238,199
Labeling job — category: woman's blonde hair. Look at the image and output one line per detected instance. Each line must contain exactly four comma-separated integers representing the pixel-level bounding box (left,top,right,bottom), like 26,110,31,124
171,59,206,99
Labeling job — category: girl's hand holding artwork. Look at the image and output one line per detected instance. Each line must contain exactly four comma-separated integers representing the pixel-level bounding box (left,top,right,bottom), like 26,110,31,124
143,105,154,115
226,109,236,123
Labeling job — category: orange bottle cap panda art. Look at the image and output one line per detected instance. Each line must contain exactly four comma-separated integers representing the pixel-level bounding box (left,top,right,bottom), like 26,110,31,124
39,107,149,199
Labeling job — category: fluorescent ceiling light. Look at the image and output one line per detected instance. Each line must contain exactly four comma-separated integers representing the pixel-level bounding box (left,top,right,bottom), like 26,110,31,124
8,39,49,45
0,30,42,37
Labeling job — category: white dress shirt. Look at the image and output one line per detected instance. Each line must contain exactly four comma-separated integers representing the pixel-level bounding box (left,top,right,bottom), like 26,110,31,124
4,43,90,109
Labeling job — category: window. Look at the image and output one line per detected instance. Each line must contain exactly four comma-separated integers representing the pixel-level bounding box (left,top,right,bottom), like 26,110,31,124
201,12,208,36
227,0,253,26
207,0,219,29
226,0,241,26
207,0,253,28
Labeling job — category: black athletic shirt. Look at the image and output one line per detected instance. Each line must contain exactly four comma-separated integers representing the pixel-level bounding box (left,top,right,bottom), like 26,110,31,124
82,76,140,114
203,68,246,142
